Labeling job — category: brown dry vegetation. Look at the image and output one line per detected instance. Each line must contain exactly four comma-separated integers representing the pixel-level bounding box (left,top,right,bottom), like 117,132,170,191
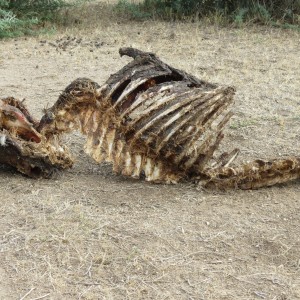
0,1,300,299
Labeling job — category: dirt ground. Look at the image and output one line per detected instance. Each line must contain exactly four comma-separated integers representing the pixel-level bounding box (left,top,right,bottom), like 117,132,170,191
0,2,300,299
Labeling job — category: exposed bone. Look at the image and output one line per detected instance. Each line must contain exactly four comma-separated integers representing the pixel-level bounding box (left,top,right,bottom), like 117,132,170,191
37,48,234,184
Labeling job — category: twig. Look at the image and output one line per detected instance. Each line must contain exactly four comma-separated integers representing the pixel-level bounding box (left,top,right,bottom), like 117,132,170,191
30,293,50,300
19,287,36,300
67,281,102,286
30,294,50,300
253,291,267,299
84,261,93,278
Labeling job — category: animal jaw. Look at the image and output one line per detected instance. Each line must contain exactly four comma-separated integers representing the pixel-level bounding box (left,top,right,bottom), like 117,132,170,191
0,98,73,178
0,98,41,143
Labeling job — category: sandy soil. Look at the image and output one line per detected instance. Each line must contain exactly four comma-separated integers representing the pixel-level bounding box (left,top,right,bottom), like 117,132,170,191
0,3,300,299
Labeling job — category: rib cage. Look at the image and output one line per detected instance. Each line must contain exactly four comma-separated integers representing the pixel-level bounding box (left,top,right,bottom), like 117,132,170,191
39,47,236,183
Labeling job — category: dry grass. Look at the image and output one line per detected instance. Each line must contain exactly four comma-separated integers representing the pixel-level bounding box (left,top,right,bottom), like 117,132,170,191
0,1,300,299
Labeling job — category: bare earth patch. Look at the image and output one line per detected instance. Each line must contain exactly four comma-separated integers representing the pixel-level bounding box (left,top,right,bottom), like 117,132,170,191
0,8,300,299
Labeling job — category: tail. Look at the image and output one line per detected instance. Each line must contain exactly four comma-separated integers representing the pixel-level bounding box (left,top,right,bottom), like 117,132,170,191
202,157,300,189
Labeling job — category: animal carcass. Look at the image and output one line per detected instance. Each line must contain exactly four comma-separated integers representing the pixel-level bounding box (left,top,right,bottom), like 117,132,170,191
2,47,300,189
